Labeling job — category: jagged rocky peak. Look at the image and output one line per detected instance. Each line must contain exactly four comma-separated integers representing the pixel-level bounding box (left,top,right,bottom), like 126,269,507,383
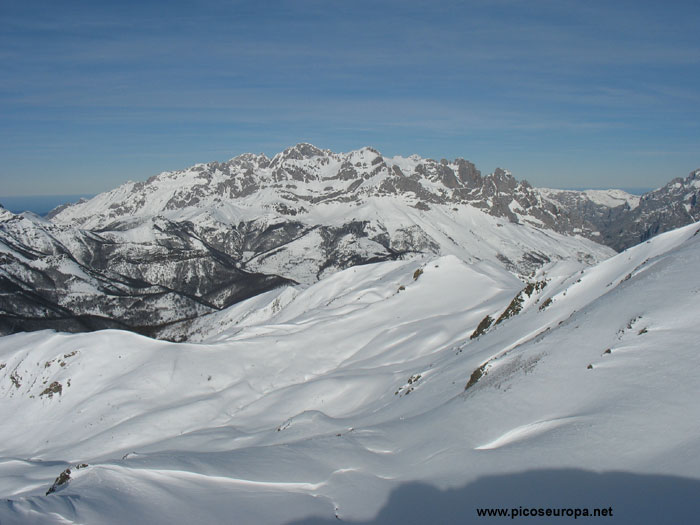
454,158,482,187
679,167,699,183
271,142,329,165
285,142,328,159
42,144,700,254
0,204,14,222
44,143,563,233
643,168,700,201
487,168,518,193
229,152,270,166
9,143,700,340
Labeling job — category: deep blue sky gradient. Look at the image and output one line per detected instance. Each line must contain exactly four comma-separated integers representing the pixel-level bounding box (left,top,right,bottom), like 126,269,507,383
2,0,699,195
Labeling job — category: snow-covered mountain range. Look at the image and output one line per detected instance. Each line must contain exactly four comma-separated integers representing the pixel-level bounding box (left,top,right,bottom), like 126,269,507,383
2,144,700,523
1,143,699,338
2,217,700,524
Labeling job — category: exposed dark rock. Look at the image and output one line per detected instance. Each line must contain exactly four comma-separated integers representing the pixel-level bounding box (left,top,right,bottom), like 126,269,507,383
40,381,63,399
470,315,494,339
465,363,487,390
543,170,700,251
3,145,698,340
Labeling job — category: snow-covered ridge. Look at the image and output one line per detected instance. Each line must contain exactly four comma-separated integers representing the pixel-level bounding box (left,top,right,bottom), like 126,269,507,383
46,143,562,237
583,188,641,209
538,187,641,210
3,144,699,338
47,144,700,255
0,189,614,338
1,221,700,523
539,169,700,251
3,144,623,338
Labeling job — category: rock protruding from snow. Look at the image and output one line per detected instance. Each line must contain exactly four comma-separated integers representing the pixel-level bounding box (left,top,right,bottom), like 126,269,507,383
43,144,577,237
540,169,700,251
46,145,700,253
2,222,700,524
4,144,698,337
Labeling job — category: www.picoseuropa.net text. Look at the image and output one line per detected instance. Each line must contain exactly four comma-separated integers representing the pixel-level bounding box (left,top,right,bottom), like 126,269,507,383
476,506,614,519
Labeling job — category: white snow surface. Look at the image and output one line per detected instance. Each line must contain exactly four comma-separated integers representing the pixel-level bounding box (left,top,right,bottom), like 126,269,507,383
32,144,620,289
583,189,640,209
2,223,700,523
538,187,641,210
240,198,614,284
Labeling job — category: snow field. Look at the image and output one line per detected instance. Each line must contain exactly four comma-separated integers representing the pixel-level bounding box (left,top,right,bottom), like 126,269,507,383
1,223,700,523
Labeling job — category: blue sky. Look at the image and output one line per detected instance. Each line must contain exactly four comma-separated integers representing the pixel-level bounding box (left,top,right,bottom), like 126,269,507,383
1,0,699,196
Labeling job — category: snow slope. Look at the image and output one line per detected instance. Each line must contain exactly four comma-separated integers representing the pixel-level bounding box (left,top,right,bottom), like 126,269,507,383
538,187,641,210
1,222,700,524
2,149,616,338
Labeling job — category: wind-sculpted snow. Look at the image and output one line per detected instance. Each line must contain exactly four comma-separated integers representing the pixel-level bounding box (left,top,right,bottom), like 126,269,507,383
0,154,616,337
4,144,699,337
1,222,700,523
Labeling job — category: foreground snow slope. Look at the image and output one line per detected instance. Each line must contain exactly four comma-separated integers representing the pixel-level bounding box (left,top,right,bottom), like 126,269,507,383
1,222,700,524
1,174,614,338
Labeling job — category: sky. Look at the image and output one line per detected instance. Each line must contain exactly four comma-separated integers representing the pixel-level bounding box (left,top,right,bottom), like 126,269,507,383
1,0,700,196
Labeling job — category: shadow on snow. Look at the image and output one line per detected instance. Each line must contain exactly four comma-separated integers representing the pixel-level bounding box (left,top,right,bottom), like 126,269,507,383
288,468,700,524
